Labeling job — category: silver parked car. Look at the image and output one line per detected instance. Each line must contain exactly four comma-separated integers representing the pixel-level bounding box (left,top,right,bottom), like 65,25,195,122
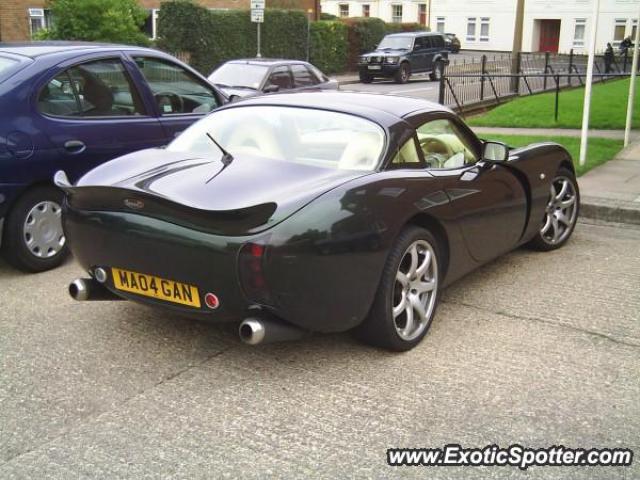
208,58,338,101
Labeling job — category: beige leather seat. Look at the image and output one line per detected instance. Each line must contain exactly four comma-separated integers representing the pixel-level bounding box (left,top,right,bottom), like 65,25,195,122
226,122,284,159
338,132,382,170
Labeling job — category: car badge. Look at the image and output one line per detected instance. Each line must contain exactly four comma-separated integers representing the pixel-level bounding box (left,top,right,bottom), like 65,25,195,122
124,198,145,210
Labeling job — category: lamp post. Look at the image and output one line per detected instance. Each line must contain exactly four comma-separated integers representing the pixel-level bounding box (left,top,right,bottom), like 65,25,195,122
624,7,640,147
579,0,601,166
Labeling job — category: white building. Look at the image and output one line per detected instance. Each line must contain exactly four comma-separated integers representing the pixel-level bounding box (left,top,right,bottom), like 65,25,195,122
321,0,431,26
429,0,639,53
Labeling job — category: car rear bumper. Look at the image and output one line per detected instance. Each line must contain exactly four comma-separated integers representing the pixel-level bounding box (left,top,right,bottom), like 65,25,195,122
63,206,253,321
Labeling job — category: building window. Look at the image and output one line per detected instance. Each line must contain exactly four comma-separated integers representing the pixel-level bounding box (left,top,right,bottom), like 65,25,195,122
338,3,349,18
391,4,403,23
614,18,627,45
436,16,445,33
466,17,477,41
573,18,586,47
362,4,370,17
28,8,52,38
143,9,159,40
632,20,637,43
418,4,427,25
480,17,490,41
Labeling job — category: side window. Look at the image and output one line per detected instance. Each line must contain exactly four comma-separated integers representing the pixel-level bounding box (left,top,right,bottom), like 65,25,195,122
291,64,319,87
134,57,219,115
39,58,145,117
417,119,478,169
433,36,445,48
265,66,293,90
39,72,81,116
414,37,427,50
390,137,423,168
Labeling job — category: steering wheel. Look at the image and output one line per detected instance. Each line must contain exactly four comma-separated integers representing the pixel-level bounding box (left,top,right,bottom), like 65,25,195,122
419,136,453,168
154,92,184,114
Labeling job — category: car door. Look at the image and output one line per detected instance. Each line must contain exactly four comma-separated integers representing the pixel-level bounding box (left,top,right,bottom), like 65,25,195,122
411,36,429,72
130,55,223,140
408,113,527,263
290,64,322,92
35,54,166,182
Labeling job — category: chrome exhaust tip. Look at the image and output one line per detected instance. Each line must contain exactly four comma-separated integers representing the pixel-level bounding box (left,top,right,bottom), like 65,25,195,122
239,318,266,345
238,315,307,346
69,278,89,301
68,277,123,301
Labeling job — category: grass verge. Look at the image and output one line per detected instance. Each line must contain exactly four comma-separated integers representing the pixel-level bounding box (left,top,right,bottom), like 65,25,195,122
468,78,640,130
485,134,623,176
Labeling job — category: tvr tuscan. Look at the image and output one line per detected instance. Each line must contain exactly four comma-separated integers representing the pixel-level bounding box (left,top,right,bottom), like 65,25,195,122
58,92,579,351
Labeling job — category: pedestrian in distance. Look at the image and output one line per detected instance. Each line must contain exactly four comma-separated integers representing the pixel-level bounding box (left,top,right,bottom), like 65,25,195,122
619,36,632,55
604,43,614,73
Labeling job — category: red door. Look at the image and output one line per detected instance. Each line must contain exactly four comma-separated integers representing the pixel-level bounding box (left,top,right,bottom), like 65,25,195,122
539,20,561,52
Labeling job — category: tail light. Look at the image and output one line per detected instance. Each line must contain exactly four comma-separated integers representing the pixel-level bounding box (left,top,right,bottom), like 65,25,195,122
238,240,271,304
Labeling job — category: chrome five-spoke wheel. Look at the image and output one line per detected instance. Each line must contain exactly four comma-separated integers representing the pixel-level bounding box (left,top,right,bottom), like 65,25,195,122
23,200,65,258
393,239,438,341
541,175,578,245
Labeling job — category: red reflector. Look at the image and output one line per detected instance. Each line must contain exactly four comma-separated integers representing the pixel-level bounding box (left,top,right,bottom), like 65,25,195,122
204,292,220,309
250,243,265,257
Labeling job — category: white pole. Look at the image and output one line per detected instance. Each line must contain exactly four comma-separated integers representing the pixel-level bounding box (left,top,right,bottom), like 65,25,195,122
623,9,640,147
579,0,601,166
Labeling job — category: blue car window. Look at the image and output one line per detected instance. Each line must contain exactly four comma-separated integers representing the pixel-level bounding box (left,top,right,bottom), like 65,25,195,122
67,59,145,117
39,71,82,116
133,57,219,115
39,58,145,117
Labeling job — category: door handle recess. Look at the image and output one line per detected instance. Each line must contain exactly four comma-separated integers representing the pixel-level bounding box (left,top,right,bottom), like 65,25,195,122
64,140,86,154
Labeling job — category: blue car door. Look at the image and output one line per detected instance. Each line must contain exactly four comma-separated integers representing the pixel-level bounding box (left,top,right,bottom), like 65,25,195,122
35,53,166,183
129,55,223,140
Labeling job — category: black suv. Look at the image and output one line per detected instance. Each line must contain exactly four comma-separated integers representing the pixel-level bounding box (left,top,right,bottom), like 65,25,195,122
358,32,449,84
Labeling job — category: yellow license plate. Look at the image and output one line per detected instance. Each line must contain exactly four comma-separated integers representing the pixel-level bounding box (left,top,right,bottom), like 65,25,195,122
111,268,201,308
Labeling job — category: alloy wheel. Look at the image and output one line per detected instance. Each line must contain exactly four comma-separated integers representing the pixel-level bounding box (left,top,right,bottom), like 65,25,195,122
392,239,438,341
540,176,578,245
23,200,65,258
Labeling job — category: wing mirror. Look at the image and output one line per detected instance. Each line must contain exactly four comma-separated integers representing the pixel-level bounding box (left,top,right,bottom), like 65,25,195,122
482,141,509,162
263,85,280,93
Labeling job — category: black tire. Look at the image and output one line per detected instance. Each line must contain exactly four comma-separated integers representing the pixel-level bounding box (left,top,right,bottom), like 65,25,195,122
359,72,373,83
354,226,441,351
2,185,69,272
430,60,444,81
394,62,410,84
527,167,580,252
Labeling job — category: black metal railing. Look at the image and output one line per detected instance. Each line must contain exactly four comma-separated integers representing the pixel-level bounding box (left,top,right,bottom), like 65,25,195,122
440,49,637,114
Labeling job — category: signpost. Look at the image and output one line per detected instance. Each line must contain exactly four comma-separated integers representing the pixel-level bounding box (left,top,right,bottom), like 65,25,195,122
579,0,601,166
251,0,265,58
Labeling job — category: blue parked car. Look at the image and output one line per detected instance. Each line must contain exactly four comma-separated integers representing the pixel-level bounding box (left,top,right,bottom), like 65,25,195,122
0,42,226,272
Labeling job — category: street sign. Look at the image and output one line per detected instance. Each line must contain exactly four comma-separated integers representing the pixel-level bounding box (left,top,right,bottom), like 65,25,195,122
251,0,265,9
251,9,264,23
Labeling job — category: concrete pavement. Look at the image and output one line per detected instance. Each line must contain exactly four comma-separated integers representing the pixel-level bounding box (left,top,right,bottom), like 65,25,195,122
579,141,640,225
471,126,640,141
0,221,638,479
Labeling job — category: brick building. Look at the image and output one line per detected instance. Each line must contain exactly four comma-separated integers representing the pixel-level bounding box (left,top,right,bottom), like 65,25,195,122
0,0,320,42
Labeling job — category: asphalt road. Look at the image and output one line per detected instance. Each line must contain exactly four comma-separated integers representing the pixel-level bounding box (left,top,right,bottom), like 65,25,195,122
1,220,639,479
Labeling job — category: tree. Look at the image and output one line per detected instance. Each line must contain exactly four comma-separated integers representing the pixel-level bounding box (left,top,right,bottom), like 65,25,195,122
36,0,150,46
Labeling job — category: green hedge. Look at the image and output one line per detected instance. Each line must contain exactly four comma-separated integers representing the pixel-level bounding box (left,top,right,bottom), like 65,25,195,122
309,21,348,73
158,1,428,74
157,1,307,74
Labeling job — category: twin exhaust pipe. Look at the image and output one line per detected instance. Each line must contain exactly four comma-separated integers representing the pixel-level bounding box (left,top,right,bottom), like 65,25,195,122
69,277,306,346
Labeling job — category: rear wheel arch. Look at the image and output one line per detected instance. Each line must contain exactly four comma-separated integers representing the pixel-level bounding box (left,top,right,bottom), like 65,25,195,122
405,213,450,282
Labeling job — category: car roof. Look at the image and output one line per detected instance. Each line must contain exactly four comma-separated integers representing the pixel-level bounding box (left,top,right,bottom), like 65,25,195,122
385,31,442,38
0,41,157,59
227,91,452,124
226,58,311,67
